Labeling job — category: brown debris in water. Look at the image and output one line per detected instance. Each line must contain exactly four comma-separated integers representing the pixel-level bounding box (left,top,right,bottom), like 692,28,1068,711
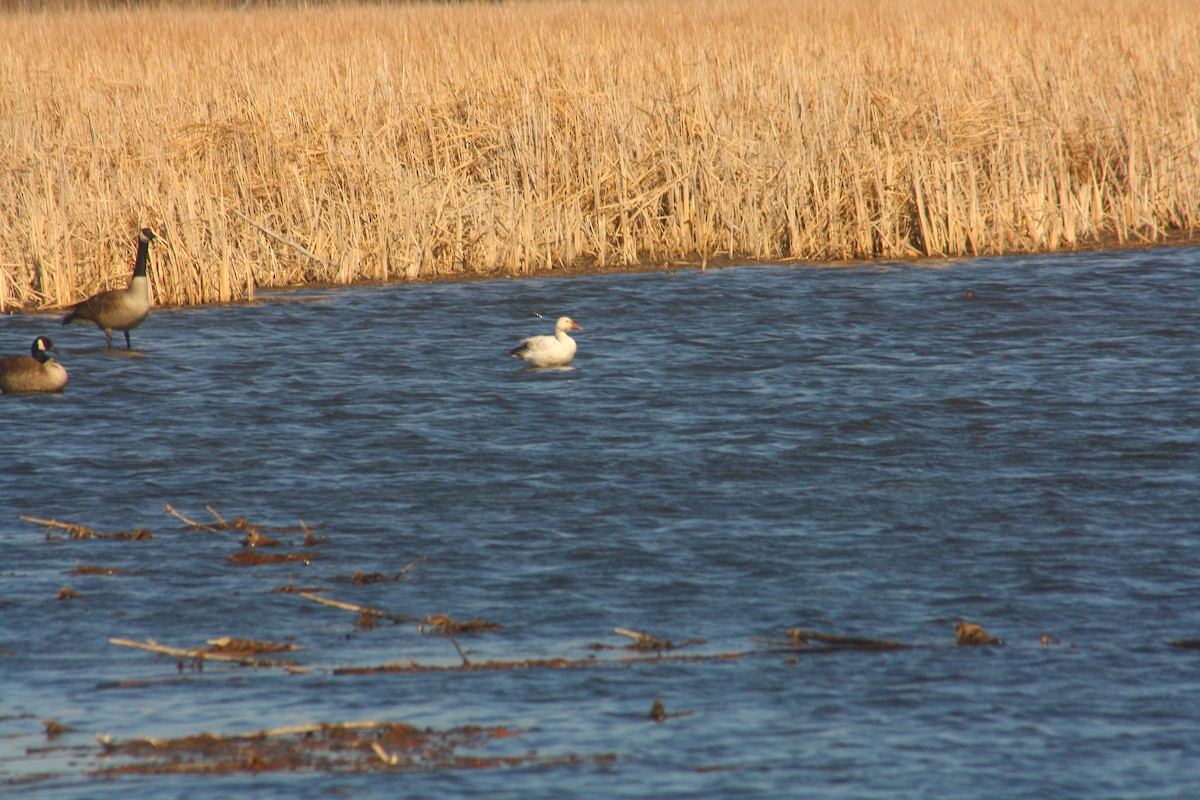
91,720,615,776
1171,639,1200,649
335,650,748,675
646,699,694,723
955,622,1004,646
43,720,72,738
419,614,503,635
271,582,327,594
65,564,128,576
205,637,301,656
56,586,83,601
227,550,318,566
240,529,281,548
338,558,427,585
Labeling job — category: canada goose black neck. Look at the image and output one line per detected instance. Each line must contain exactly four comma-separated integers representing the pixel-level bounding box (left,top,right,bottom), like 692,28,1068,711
132,228,156,280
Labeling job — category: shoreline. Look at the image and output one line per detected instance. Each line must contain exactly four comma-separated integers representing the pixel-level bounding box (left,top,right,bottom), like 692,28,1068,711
198,227,1200,309
10,228,1196,315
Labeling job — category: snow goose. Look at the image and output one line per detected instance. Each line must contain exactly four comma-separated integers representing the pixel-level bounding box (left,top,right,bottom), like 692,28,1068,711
63,227,157,349
0,336,68,394
510,316,582,368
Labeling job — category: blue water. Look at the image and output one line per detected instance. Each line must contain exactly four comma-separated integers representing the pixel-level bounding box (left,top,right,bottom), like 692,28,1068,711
2,247,1198,798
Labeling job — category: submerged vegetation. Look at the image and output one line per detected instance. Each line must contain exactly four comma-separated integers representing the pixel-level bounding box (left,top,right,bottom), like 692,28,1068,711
2,0,1199,311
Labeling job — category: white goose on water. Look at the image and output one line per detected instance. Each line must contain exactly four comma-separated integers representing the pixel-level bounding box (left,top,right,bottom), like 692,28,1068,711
510,316,582,368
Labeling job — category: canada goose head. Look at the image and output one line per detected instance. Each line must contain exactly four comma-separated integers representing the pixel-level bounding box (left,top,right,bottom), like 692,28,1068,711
0,335,68,394
32,336,59,362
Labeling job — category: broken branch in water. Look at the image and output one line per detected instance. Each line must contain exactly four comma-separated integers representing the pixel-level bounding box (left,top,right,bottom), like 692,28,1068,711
163,504,219,532
21,515,152,541
110,638,308,674
296,591,420,624
165,504,327,539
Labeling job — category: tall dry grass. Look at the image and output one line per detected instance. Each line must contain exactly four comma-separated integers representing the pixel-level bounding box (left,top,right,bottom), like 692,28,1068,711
2,0,1199,311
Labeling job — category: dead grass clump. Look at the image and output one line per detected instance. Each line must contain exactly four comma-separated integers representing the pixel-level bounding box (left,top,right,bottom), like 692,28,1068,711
2,0,1198,312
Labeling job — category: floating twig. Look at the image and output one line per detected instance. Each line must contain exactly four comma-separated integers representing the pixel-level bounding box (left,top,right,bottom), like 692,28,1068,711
163,504,219,532
614,627,705,651
784,629,910,650
398,556,426,576
296,591,420,624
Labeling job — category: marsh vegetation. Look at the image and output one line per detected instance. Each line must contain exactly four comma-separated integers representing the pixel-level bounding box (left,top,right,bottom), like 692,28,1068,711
2,0,1198,311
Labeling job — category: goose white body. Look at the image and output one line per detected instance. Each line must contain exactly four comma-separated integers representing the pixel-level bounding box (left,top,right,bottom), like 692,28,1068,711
510,316,582,368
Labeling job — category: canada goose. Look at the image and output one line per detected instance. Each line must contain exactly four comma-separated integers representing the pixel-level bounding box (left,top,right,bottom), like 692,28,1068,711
510,316,582,368
62,227,157,349
0,336,68,394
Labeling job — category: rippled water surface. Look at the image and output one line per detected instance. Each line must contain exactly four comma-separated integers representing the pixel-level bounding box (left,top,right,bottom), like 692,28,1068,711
3,247,1199,798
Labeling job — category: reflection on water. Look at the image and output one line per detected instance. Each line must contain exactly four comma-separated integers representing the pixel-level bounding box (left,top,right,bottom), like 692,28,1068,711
2,246,1199,798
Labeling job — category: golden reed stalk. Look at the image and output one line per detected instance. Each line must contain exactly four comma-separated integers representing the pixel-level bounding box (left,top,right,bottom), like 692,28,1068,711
2,0,1198,311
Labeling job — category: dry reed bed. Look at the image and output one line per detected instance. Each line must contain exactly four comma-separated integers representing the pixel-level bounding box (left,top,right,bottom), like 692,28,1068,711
2,0,1199,311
